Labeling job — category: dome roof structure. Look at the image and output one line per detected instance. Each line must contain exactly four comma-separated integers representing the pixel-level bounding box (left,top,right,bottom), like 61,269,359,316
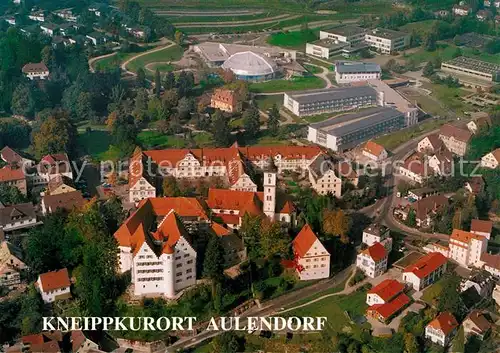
221,51,277,77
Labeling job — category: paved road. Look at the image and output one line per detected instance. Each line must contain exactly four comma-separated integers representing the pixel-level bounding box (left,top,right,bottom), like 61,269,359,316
305,63,334,88
165,265,354,352
175,14,296,27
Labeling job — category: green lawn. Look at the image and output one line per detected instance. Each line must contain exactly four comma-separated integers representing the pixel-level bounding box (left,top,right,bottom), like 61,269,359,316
374,117,449,151
408,42,500,65
147,62,175,72
254,94,283,112
166,12,278,23
77,130,112,160
249,76,325,93
304,64,322,74
400,20,443,36
141,0,311,12
126,45,184,73
137,131,214,148
93,52,134,71
267,29,318,50
282,290,369,333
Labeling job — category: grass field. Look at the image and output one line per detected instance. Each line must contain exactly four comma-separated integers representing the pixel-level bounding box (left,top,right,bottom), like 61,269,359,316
77,130,120,161
282,290,369,333
138,131,214,148
267,29,318,50
146,62,175,72
400,20,442,36
165,12,278,23
126,45,184,73
249,76,325,93
304,64,322,74
254,94,283,111
94,52,134,71
142,0,312,12
408,42,500,65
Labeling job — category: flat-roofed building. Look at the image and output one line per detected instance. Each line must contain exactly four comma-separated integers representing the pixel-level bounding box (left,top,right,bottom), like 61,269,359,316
306,39,350,59
441,56,500,87
335,61,381,83
307,106,405,151
365,28,410,54
319,26,368,45
284,86,378,117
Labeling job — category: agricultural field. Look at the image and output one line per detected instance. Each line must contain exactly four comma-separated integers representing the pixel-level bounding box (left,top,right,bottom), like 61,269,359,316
249,76,325,93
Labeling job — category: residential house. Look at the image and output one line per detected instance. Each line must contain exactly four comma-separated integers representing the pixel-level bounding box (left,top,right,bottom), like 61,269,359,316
85,32,107,46
22,62,49,80
438,124,472,156
0,241,26,289
52,36,76,48
210,223,247,267
449,229,487,268
336,161,359,187
356,242,388,278
423,241,450,257
293,224,330,280
402,252,447,291
40,23,59,37
361,141,387,162
28,10,45,22
460,271,495,297
362,223,392,249
484,0,500,7
366,279,410,323
475,252,500,278
36,268,72,303
44,175,76,196
407,187,438,201
5,17,16,25
492,283,500,306
476,9,492,21
19,332,63,353
0,166,27,195
128,144,323,203
394,194,449,228
0,202,37,233
417,134,443,153
466,112,491,134
307,154,342,197
465,176,485,195
397,152,431,183
41,190,85,215
470,219,493,239
453,4,471,16
463,311,492,340
210,88,242,113
480,148,500,169
70,331,99,353
427,149,453,176
425,312,458,346
54,9,78,22
0,146,34,167
36,153,73,185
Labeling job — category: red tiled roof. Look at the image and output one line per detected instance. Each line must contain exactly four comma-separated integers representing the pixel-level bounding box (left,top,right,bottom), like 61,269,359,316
368,292,410,319
465,311,492,334
361,242,387,262
39,268,70,292
42,190,85,213
490,148,500,163
22,334,44,345
368,279,405,302
214,213,240,226
439,124,472,143
427,312,458,336
363,141,386,157
470,219,493,235
211,222,231,237
30,341,60,353
0,165,24,182
207,188,263,214
450,229,485,244
403,252,447,279
480,252,500,271
0,147,24,164
424,134,443,150
152,210,190,255
22,62,49,73
293,224,319,258
211,88,238,107
407,194,448,221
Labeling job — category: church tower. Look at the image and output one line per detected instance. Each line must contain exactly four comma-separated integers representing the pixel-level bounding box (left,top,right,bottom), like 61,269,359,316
263,158,277,220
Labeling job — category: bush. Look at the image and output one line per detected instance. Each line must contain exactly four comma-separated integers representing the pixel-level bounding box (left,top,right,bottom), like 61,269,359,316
348,269,366,287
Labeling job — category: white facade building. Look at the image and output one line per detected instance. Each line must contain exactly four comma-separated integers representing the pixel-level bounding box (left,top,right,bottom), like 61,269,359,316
402,252,447,291
356,242,388,278
361,141,387,162
293,224,330,280
480,148,500,169
362,223,392,249
22,62,49,80
307,154,342,197
364,28,410,54
425,312,458,347
335,61,381,84
37,268,71,303
449,229,487,268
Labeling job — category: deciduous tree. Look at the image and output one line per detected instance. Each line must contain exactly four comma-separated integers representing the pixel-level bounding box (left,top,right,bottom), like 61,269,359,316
260,219,289,258
267,103,280,136
211,110,231,147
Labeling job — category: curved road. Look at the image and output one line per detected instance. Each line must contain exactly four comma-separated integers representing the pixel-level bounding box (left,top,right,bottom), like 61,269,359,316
120,40,176,77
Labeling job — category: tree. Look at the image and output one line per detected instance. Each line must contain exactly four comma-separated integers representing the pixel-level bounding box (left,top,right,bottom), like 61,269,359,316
211,332,241,353
0,183,26,205
267,103,280,136
136,68,146,88
451,326,465,353
19,285,44,335
260,219,289,258
154,69,161,97
32,110,76,158
211,110,231,147
164,72,176,90
174,30,183,45
177,96,193,120
323,209,350,243
407,209,417,227
423,30,437,51
203,234,225,284
11,83,35,118
133,89,149,126
243,104,260,139
403,333,419,353
239,214,262,259
423,61,435,77
162,176,181,196
75,92,94,122
162,89,179,110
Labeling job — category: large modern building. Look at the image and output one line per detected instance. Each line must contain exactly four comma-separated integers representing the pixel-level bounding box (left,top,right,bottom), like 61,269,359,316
306,26,369,59
441,57,500,87
307,106,405,151
194,42,298,81
306,39,350,59
335,61,381,84
284,86,378,117
319,26,368,46
364,28,410,54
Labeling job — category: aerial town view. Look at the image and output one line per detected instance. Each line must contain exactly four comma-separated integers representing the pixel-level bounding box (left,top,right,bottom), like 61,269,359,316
0,0,500,352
